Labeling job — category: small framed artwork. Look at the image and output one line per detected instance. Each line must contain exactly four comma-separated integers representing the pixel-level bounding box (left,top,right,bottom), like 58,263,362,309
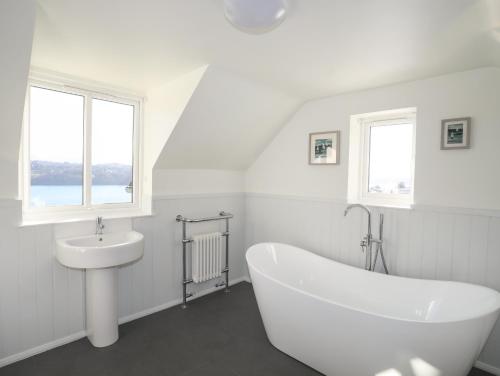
441,117,471,150
309,131,340,165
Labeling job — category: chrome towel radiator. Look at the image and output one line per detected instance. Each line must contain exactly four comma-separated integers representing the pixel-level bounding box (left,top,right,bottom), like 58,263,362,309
175,211,233,309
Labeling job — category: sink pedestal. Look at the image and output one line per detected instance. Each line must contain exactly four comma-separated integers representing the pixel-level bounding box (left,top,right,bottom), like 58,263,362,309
86,268,119,347
56,230,144,348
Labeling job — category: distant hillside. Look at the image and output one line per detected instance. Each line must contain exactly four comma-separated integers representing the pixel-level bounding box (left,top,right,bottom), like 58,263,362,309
31,161,132,185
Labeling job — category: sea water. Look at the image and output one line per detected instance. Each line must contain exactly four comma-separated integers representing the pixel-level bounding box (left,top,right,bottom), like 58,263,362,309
30,185,132,207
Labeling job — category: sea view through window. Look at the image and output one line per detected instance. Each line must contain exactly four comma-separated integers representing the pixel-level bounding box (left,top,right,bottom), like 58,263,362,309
30,161,132,207
27,84,136,209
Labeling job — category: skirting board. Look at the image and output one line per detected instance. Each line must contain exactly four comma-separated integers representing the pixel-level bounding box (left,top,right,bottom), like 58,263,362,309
118,276,251,325
0,331,87,369
475,361,500,376
0,276,251,369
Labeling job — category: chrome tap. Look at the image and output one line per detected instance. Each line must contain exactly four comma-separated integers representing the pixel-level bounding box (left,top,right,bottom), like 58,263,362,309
344,204,372,270
343,204,389,274
96,216,105,236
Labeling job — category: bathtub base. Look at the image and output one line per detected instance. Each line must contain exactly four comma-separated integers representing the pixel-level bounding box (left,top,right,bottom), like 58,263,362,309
255,274,493,376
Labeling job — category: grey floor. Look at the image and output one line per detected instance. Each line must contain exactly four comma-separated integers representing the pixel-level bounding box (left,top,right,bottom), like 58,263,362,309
0,282,493,376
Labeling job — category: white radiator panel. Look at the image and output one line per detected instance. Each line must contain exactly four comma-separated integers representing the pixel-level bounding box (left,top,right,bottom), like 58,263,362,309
192,232,223,283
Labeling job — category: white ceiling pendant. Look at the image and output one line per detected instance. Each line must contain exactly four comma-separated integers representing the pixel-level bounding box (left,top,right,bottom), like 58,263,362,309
224,0,288,34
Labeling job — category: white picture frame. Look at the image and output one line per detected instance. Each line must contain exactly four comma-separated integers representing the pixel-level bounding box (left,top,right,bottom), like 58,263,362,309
441,117,471,150
309,131,340,165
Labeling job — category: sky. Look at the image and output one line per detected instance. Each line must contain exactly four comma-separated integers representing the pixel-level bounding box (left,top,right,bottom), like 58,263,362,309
30,86,134,166
368,122,413,190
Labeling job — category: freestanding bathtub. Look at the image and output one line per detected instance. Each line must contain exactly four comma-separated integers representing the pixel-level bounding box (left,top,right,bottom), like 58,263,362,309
246,243,500,376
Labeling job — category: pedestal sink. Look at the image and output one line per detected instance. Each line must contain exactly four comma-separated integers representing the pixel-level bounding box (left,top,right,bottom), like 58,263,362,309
56,231,144,347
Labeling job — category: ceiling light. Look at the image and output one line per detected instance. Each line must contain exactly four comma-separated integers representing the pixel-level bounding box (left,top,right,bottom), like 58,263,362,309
224,0,288,34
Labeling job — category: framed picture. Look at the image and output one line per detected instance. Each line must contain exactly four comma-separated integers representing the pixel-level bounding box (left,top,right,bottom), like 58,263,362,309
441,117,471,149
309,131,340,165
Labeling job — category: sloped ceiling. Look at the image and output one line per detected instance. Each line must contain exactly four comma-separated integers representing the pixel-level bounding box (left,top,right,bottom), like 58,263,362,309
144,66,207,171
33,0,500,99
154,66,301,170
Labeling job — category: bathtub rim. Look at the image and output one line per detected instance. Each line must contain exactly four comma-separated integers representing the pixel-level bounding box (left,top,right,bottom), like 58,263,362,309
246,242,500,325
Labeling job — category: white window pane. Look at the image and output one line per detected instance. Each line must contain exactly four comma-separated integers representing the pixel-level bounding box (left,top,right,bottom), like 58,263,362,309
29,87,84,207
368,123,413,195
91,99,134,204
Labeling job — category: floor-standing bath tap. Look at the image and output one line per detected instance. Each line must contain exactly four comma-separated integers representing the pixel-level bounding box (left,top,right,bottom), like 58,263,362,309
344,204,372,270
343,204,388,273
372,213,389,274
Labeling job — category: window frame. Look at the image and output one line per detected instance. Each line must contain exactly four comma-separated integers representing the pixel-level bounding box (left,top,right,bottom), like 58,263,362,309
349,109,416,208
21,76,143,222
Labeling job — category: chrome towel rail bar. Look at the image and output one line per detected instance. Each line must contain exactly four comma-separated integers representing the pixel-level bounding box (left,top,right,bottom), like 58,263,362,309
176,211,233,223
176,211,233,309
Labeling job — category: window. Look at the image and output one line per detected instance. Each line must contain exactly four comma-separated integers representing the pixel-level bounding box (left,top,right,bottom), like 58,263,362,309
29,87,85,207
22,78,142,221
91,99,135,205
348,108,416,208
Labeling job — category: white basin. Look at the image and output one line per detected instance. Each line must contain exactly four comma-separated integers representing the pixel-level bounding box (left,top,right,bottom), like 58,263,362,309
56,231,144,348
56,231,144,269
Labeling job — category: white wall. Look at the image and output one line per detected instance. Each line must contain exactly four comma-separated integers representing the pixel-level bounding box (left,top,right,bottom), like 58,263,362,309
153,169,244,197
0,0,35,199
246,67,500,211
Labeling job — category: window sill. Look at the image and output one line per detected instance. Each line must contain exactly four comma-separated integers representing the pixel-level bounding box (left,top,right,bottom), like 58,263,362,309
366,202,413,210
351,199,414,210
20,208,154,227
